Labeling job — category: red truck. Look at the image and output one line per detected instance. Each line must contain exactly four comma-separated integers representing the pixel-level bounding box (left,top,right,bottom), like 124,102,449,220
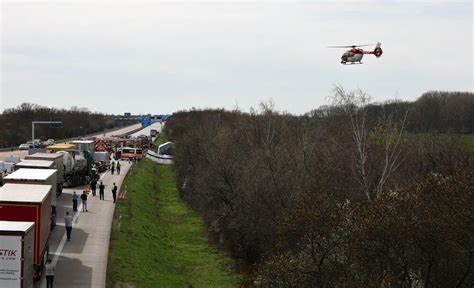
0,183,52,280
0,221,35,288
4,168,59,230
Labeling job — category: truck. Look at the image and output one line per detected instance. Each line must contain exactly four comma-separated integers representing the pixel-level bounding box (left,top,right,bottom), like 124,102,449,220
15,160,54,171
0,184,52,280
93,151,110,173
70,140,95,155
44,144,93,187
0,221,35,288
24,153,64,195
3,169,58,229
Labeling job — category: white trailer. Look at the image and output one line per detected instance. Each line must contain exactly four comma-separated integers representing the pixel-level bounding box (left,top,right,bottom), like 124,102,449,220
0,221,35,288
70,140,95,155
24,153,64,195
15,160,54,170
24,153,64,185
4,169,58,201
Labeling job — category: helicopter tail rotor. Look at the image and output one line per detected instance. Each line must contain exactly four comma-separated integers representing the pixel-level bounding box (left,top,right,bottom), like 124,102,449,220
374,42,383,57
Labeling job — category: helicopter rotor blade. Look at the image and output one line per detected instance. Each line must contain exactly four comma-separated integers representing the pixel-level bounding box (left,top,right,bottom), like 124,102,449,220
327,45,354,48
327,43,376,48
355,44,376,47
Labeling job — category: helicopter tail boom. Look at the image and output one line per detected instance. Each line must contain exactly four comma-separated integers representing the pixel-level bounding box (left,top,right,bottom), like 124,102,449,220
363,42,383,57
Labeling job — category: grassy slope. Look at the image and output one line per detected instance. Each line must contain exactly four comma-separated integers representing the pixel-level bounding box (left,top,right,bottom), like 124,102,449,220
107,159,241,287
463,135,474,150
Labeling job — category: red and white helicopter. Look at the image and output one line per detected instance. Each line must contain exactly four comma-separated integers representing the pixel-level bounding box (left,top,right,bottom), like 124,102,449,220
328,42,383,65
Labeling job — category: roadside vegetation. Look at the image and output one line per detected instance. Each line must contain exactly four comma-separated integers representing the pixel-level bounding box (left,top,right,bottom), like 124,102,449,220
107,159,241,287
165,88,474,286
464,134,474,150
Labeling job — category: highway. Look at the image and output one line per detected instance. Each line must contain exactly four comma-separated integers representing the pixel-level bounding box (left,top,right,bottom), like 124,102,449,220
31,122,154,287
129,122,163,138
34,161,132,288
0,123,142,161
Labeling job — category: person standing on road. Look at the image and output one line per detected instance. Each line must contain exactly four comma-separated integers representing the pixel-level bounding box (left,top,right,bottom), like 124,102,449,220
116,161,121,175
45,259,55,288
81,191,89,212
112,183,118,203
72,191,79,211
91,179,97,196
99,181,105,200
65,212,74,241
110,161,115,175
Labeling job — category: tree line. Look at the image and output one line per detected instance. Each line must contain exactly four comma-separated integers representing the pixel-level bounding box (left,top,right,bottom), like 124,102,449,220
164,89,474,286
309,90,474,134
0,103,121,148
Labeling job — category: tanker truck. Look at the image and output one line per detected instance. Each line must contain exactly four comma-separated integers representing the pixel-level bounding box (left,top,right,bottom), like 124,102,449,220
46,144,93,187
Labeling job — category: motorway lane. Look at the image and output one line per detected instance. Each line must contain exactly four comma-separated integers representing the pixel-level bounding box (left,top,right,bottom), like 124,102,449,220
129,122,163,138
0,149,28,161
91,123,142,138
34,160,132,288
32,123,156,287
0,124,142,160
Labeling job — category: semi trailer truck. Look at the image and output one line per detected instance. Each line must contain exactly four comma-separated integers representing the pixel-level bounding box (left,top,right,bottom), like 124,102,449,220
0,221,35,288
45,144,93,187
3,169,58,229
15,160,54,171
0,184,52,280
24,153,64,195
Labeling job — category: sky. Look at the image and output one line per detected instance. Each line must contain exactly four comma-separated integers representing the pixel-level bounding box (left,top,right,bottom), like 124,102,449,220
1,1,473,115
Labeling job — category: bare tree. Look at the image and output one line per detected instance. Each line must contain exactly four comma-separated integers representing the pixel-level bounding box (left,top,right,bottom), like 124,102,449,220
331,85,407,200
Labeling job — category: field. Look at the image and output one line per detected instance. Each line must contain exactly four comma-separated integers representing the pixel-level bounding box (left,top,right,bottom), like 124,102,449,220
106,159,241,287
464,135,474,150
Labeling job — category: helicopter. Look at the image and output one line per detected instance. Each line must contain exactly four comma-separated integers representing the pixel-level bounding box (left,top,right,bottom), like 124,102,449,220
328,42,383,65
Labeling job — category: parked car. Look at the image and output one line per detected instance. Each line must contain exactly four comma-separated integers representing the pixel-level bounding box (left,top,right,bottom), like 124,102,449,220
19,143,34,150
43,139,55,147
27,140,42,148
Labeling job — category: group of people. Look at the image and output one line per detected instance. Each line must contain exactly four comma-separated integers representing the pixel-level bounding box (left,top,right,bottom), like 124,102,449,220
65,161,122,246
71,181,119,213
110,160,121,175
45,159,125,287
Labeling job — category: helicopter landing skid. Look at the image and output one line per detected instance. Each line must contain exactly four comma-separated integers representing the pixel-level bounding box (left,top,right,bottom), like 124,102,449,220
342,62,363,65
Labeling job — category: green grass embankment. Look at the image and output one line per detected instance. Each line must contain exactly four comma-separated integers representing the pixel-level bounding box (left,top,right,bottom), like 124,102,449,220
463,135,474,150
107,159,241,287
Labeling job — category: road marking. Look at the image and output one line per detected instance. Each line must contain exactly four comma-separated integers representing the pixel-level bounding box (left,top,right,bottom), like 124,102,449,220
52,172,109,264
51,204,82,263
40,170,111,287
38,202,83,288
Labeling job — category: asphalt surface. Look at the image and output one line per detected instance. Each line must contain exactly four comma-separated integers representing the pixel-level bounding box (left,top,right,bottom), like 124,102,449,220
129,122,163,138
2,123,150,287
34,160,132,288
